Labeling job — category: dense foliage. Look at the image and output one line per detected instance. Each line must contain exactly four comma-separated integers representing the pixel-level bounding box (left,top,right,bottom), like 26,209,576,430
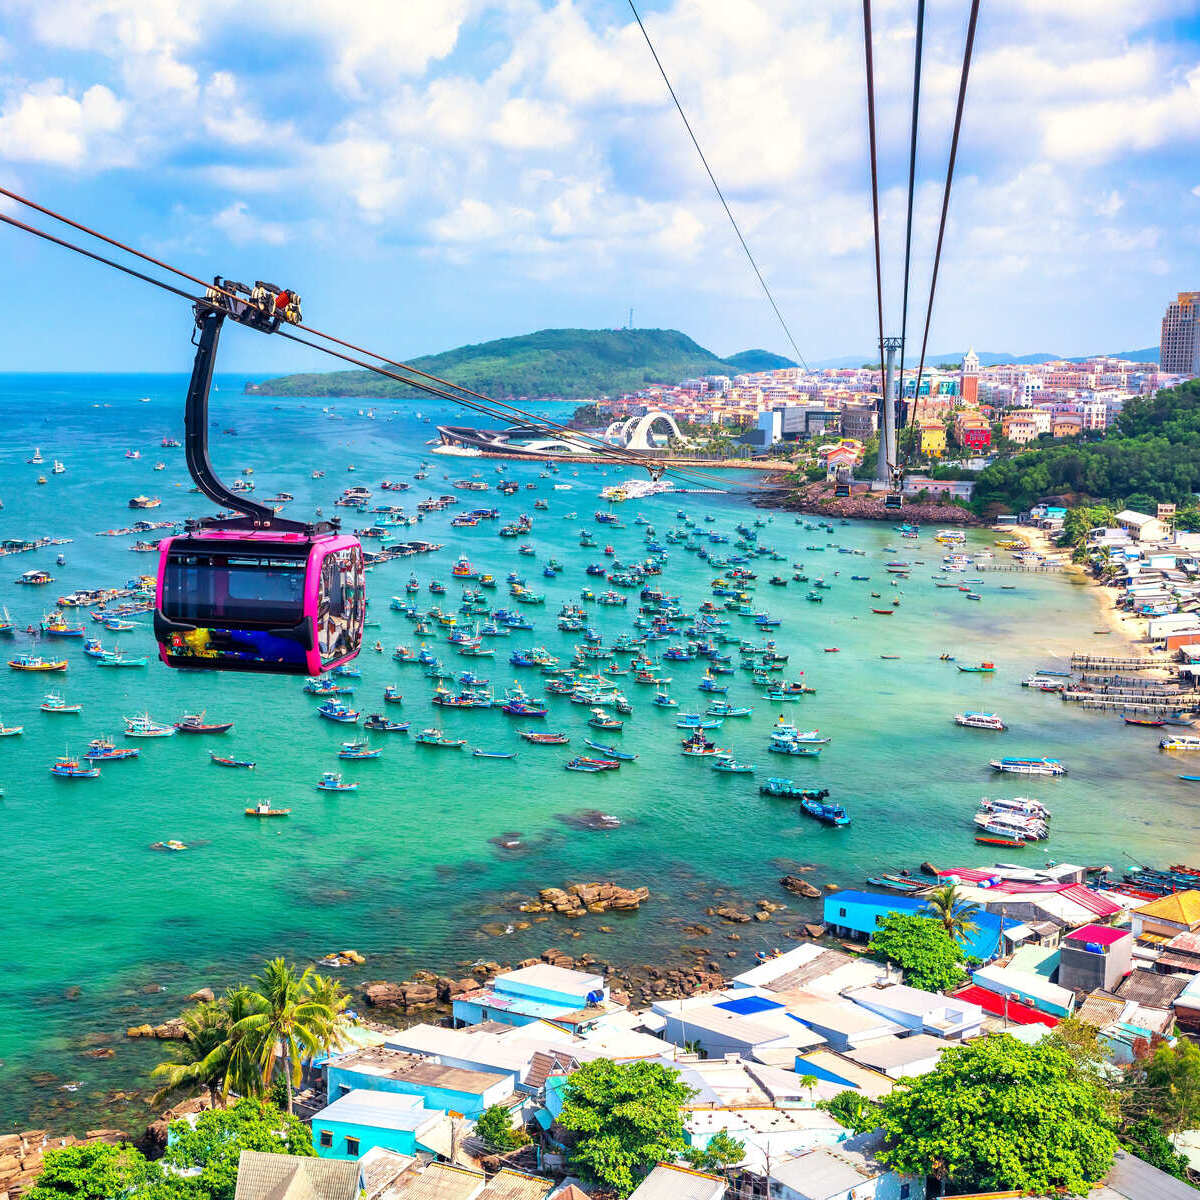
973,379,1200,513
253,328,783,400
26,1102,309,1200
26,1144,160,1200
1124,1040,1200,1138
868,913,968,992
682,1130,747,1174
163,1099,313,1200
874,1034,1118,1192
556,1058,696,1197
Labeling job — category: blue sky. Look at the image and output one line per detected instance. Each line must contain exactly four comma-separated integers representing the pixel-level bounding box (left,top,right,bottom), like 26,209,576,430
1,0,1199,373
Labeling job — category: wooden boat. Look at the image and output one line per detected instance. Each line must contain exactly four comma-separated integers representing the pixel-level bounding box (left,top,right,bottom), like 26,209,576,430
40,693,82,713
0,722,23,736
957,661,996,673
565,757,607,772
711,754,755,773
520,730,569,744
760,779,828,800
473,749,517,759
339,739,382,759
870,608,894,615
50,754,100,779
83,737,139,761
584,739,638,760
150,840,188,851
211,751,255,768
245,802,290,817
1124,715,1166,728
975,834,1026,848
123,713,176,737
364,714,410,732
414,729,467,748
316,771,357,791
175,712,234,733
8,654,68,672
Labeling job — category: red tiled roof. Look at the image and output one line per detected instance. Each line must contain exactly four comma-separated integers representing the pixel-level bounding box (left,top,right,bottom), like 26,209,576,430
952,986,1060,1028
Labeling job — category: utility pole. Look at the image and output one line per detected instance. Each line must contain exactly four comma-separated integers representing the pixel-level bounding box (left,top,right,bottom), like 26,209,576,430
876,336,903,485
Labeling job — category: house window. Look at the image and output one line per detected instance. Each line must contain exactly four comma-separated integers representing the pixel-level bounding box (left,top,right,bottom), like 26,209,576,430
839,908,847,918
345,1137,360,1157
900,1185,910,1199
318,1130,333,1149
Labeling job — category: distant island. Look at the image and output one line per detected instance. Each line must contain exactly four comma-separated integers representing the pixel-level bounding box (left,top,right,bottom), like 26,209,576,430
248,327,795,400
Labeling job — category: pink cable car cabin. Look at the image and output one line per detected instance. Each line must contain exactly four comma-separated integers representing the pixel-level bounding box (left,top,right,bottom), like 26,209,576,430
152,276,365,675
155,530,364,675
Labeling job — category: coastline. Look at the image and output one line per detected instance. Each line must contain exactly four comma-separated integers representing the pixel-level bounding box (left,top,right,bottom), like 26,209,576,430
1005,523,1144,654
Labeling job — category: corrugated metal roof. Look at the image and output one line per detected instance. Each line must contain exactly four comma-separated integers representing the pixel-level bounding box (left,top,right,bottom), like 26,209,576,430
1116,969,1189,1008
627,1163,725,1200
1132,890,1200,926
477,1169,554,1199
234,1153,360,1200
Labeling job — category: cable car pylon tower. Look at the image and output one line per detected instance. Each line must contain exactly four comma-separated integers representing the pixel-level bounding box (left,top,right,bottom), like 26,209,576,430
876,335,904,507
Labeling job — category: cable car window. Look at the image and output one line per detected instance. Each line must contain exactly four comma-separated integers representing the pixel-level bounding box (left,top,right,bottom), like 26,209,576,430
163,554,306,625
318,546,365,665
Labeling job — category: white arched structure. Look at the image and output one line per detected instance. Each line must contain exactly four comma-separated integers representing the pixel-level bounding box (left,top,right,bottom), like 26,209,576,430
603,409,686,451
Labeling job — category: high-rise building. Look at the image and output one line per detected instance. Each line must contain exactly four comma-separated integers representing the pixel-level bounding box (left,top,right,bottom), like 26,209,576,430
1160,292,1200,374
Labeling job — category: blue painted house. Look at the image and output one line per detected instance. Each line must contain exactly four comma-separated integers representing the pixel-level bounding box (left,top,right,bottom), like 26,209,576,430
452,963,614,1032
311,1089,443,1161
325,1046,513,1118
823,890,1009,961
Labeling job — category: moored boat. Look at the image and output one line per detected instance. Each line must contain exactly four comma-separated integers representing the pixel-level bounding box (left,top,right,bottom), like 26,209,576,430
211,751,255,768
954,711,1006,731
989,756,1066,776
174,712,234,734
245,802,291,817
50,754,100,779
123,713,177,737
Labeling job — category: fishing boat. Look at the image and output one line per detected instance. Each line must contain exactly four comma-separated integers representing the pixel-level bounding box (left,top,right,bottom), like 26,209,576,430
975,834,1026,848
520,730,569,744
96,648,149,667
83,737,139,761
989,757,1067,776
50,754,100,779
339,739,382,760
1124,715,1166,728
415,728,467,748
588,708,623,730
40,692,82,713
711,754,755,773
565,757,607,772
0,721,24,736
383,685,404,704
8,654,68,672
1160,736,1200,752
150,840,188,851
706,701,752,718
800,797,850,826
954,712,1006,731
317,701,360,723
15,570,53,586
583,739,638,760
364,714,409,732
316,771,357,791
957,661,996,673
40,613,85,637
245,802,291,817
473,749,517,759
123,713,177,737
759,779,830,800
174,712,234,734
211,751,255,768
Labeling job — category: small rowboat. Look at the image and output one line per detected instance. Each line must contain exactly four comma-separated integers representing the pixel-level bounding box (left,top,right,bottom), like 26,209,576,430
975,834,1025,848
871,608,893,615
339,740,382,760
565,757,607,772
0,723,23,737
1179,775,1200,782
1124,715,1166,728
583,739,638,761
210,751,255,768
245,802,290,817
473,749,517,759
520,730,569,744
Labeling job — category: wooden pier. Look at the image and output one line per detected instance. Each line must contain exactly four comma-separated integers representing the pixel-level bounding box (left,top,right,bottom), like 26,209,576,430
1070,653,1173,671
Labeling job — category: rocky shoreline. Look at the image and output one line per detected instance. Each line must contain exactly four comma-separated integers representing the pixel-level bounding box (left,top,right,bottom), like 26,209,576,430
754,478,982,525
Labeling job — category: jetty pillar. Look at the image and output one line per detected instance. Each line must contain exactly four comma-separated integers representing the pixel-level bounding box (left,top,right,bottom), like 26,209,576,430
875,336,903,484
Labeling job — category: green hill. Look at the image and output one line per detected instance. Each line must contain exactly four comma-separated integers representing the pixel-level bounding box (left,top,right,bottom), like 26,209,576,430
249,328,796,400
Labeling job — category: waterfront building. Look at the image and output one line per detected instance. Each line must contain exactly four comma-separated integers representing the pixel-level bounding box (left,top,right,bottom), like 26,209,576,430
1114,509,1170,542
311,1089,447,1161
325,1046,513,1118
452,964,618,1033
917,421,946,458
731,942,886,996
953,410,991,449
1160,291,1200,374
1131,889,1200,943
822,890,1010,961
969,964,1075,1018
650,988,828,1059
1056,925,1134,992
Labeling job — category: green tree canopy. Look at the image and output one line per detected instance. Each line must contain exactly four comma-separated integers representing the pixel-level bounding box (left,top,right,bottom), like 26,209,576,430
25,1144,159,1200
1125,1039,1200,1137
682,1130,746,1174
474,1104,524,1151
163,1098,313,1200
556,1058,696,1197
874,1033,1117,1192
868,913,968,992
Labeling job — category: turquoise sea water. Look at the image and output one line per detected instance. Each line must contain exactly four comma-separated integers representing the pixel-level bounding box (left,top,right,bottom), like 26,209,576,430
0,373,1192,1134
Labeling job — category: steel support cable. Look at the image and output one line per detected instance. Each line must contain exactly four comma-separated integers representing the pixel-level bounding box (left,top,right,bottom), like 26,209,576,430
862,0,888,441
0,184,765,493
895,0,926,464
911,0,982,408
0,207,756,494
625,0,808,372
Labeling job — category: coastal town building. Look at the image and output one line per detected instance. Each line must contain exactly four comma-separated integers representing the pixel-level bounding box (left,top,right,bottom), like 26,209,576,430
452,964,617,1033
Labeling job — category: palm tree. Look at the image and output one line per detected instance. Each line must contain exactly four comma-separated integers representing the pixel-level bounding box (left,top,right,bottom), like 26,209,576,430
232,958,337,1113
924,883,981,946
150,987,261,1107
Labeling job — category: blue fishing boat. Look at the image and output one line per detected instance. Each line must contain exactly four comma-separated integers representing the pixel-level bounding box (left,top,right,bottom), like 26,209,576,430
583,739,638,760
364,714,409,732
565,757,606,772
759,779,829,800
210,751,255,768
318,701,360,723
801,797,850,826
316,771,357,791
711,754,754,773
473,749,517,759
83,737,139,762
339,739,382,759
50,754,100,779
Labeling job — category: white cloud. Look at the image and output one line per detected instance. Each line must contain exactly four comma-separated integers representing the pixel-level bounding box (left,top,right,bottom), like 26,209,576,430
0,80,126,166
211,201,289,245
